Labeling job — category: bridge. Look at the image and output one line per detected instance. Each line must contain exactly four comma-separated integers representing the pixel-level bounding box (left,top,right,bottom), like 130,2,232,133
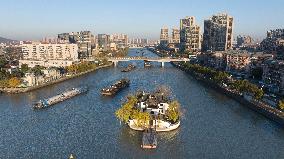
106,57,190,67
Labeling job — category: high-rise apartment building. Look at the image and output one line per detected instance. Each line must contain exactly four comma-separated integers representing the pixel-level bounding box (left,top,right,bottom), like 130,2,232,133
160,27,169,47
180,16,201,53
171,28,180,44
202,13,234,52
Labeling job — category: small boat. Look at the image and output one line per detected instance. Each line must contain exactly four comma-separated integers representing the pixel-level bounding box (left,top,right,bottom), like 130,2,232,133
121,64,136,72
144,62,151,67
101,79,130,96
33,87,88,110
141,128,157,149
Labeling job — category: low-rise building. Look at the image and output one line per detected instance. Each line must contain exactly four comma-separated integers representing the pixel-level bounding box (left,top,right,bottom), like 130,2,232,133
22,68,61,87
225,50,251,72
22,73,45,87
262,60,284,94
205,52,226,70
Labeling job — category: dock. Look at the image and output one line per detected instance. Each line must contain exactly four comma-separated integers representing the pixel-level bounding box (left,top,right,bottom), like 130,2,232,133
141,128,157,149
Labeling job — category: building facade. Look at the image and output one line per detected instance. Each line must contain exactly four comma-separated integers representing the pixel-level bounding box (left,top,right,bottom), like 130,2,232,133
237,35,254,48
180,16,201,53
202,13,234,52
262,60,284,94
97,34,110,51
225,50,250,72
260,29,284,54
58,31,94,59
19,43,78,68
160,27,169,47
171,28,180,44
110,34,128,49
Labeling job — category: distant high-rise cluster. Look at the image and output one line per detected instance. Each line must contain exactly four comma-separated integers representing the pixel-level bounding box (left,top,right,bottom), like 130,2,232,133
58,31,94,59
237,35,254,48
159,13,233,53
202,13,234,52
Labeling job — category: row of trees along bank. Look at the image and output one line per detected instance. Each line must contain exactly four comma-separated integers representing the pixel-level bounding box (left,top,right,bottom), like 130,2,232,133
180,62,264,100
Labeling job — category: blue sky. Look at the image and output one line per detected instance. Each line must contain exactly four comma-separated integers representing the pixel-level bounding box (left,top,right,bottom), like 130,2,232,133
0,0,284,40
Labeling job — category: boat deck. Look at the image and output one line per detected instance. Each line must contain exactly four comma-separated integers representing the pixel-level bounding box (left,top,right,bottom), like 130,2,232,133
141,128,157,149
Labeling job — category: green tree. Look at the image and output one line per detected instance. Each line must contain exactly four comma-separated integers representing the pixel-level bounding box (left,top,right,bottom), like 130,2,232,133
21,64,29,73
0,70,9,80
0,58,8,68
132,110,150,128
8,77,21,88
0,79,8,88
115,96,138,123
31,66,44,76
278,100,284,110
166,100,181,123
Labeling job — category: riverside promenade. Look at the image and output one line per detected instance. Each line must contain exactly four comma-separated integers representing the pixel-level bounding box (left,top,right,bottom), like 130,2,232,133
0,64,112,94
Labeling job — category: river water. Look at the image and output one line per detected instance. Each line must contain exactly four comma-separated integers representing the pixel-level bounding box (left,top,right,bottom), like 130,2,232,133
0,49,283,159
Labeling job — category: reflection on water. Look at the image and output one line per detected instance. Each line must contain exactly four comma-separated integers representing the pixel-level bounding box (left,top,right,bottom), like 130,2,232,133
0,49,283,158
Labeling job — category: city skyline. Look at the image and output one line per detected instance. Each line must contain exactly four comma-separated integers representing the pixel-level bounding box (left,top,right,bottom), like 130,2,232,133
1,0,284,41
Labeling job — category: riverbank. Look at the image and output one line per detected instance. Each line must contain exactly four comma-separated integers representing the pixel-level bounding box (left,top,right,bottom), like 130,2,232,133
0,64,112,94
149,48,284,125
172,62,284,126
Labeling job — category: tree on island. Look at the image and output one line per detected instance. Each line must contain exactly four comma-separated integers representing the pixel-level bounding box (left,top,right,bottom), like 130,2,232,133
278,100,284,110
115,96,138,123
165,100,181,123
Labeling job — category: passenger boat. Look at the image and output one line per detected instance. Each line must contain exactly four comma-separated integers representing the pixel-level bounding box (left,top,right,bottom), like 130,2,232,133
33,87,88,110
101,79,130,96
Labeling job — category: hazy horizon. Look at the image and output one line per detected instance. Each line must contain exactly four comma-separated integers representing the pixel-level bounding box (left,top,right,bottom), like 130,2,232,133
1,0,284,41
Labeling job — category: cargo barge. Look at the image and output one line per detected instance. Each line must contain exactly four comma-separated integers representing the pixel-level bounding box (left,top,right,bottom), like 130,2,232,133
33,87,88,109
101,79,130,96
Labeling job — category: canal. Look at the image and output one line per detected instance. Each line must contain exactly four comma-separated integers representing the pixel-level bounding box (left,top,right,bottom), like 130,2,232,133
0,49,283,158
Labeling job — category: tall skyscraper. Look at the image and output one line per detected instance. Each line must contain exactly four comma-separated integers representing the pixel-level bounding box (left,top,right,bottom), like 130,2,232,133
160,27,169,47
180,16,201,53
202,13,234,52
